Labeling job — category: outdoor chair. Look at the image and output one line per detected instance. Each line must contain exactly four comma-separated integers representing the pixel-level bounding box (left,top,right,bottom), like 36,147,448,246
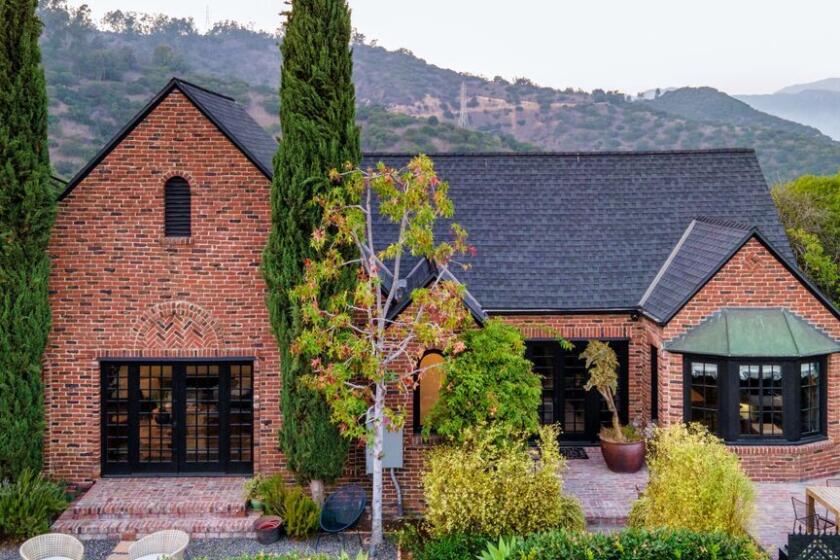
19,534,84,560
792,496,837,534
315,484,367,552
128,530,189,560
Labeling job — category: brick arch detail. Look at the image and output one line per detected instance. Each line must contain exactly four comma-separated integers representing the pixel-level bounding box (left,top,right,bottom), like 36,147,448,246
131,300,222,350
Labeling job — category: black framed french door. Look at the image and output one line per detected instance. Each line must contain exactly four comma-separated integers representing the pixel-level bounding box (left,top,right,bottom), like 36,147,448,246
101,360,253,475
526,340,629,442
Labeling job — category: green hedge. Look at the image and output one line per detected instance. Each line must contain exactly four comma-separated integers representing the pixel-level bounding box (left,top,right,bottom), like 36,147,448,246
514,528,765,560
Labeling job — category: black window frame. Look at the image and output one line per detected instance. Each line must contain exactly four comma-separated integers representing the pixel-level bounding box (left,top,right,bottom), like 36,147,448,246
164,176,191,237
683,354,828,444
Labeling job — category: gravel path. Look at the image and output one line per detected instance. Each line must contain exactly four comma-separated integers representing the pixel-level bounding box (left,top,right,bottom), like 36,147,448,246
185,536,396,559
0,539,117,560
1,535,395,560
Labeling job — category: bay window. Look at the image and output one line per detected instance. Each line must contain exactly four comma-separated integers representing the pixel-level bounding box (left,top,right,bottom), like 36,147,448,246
684,356,826,443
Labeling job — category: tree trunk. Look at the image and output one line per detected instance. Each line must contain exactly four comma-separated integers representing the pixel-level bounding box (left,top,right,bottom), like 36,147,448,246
309,479,325,507
370,381,386,555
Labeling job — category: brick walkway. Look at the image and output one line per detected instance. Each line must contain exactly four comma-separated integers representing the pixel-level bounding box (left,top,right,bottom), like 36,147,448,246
52,477,260,540
562,446,834,558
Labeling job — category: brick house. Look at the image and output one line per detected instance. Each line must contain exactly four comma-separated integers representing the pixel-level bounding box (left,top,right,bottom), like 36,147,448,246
46,78,840,513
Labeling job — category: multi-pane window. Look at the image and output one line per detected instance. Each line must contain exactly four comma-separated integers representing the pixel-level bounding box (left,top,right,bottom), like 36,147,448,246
685,356,826,443
738,364,784,437
689,362,719,433
529,344,555,425
801,362,821,436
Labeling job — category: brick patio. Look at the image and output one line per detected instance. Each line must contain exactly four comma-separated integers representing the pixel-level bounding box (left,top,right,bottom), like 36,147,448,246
52,477,259,540
562,446,835,558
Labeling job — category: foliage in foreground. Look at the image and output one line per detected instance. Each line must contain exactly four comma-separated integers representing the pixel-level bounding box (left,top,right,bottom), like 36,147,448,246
772,173,840,306
0,0,57,481
511,528,765,560
0,469,69,539
254,474,320,538
629,423,755,537
424,425,585,539
424,319,542,441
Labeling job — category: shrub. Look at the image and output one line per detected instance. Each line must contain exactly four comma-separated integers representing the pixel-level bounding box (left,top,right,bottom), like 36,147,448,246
254,475,320,538
423,425,585,539
412,533,490,560
425,320,542,442
513,528,764,560
283,487,320,538
0,469,69,539
628,423,755,536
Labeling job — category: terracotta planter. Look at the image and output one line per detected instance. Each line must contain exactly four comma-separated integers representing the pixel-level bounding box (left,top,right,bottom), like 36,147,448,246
600,438,645,473
255,515,283,544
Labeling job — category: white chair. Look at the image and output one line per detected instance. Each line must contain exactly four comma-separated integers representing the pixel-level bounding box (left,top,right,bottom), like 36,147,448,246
128,530,190,560
19,533,84,560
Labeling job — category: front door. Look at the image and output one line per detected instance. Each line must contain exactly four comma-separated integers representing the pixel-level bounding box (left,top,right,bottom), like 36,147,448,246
101,361,253,475
526,340,629,442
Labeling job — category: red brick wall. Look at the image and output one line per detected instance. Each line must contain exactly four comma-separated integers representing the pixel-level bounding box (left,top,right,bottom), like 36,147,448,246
44,90,284,484
659,238,840,480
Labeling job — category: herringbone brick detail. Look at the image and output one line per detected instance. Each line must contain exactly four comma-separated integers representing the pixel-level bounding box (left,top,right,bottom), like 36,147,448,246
132,300,220,350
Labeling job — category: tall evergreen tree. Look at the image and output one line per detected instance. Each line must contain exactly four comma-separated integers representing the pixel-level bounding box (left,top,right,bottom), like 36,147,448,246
262,0,360,502
0,0,56,480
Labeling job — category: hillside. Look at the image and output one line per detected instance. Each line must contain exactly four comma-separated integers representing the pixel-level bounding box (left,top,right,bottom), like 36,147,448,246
738,89,840,141
39,2,840,184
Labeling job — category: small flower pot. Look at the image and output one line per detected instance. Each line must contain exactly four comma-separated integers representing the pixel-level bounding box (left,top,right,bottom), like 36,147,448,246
600,438,645,473
255,515,283,544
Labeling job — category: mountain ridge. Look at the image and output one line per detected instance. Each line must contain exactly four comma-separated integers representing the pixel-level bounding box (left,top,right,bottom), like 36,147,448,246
39,2,840,184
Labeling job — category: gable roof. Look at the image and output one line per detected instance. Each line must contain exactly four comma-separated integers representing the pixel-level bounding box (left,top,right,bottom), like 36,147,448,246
363,150,797,318
58,77,276,201
639,217,755,323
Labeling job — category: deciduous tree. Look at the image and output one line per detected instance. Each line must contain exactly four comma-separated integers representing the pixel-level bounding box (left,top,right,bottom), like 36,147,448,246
292,155,472,552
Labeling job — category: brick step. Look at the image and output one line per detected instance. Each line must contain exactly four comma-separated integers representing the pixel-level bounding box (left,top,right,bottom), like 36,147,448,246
66,499,248,518
52,511,262,540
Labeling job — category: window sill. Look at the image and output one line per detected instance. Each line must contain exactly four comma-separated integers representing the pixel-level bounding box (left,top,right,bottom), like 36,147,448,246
726,435,828,447
161,236,192,246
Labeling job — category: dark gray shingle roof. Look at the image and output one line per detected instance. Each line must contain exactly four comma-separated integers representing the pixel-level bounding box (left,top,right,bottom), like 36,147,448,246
176,80,276,176
59,78,276,200
639,217,754,322
362,151,795,315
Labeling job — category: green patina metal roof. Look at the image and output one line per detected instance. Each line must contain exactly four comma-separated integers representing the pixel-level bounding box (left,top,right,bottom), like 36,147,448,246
665,308,840,358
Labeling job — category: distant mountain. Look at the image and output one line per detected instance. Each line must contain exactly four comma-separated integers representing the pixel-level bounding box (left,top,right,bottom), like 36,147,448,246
777,78,840,94
38,3,840,184
737,90,840,141
646,87,821,133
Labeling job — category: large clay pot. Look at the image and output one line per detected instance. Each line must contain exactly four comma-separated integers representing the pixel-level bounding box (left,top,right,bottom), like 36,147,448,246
255,515,283,544
600,438,646,473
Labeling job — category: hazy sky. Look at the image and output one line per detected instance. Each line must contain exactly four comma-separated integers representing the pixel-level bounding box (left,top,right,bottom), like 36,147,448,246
72,0,840,95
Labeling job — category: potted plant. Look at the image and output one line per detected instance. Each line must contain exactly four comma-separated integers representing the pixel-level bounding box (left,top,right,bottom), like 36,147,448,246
580,340,645,473
243,475,264,511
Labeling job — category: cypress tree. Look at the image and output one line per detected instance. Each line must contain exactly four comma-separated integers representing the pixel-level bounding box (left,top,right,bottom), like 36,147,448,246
262,0,359,502
0,0,56,480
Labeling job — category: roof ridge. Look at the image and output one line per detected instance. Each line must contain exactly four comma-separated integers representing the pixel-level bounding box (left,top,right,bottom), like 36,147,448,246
693,215,754,231
172,77,236,102
638,219,697,310
362,148,756,158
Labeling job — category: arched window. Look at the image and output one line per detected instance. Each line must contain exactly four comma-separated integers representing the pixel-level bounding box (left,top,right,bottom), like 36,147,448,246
414,351,445,433
164,177,191,237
